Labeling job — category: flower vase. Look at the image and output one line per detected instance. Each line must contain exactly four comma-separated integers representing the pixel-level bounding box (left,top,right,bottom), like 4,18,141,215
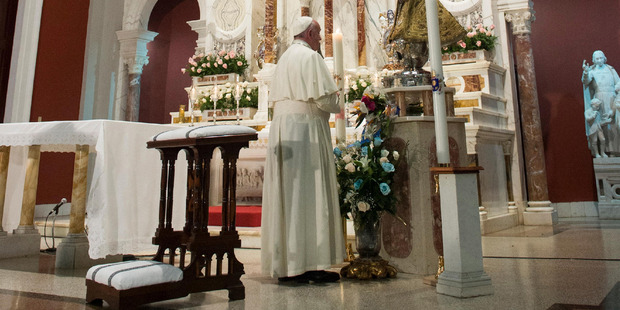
340,211,398,280
354,215,382,259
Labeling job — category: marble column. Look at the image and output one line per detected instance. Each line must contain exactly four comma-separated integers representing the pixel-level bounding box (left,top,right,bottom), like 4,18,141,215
126,74,141,122
264,0,277,64
324,0,333,58
69,145,89,235
505,9,556,225
357,0,366,66
0,146,9,236
15,145,40,234
116,29,157,122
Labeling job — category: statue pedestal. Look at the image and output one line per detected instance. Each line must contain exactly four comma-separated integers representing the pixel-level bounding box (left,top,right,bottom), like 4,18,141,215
381,115,468,275
593,158,620,219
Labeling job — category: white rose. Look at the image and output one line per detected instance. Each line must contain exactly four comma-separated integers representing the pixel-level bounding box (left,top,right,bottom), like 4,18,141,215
381,149,389,157
246,95,251,101
345,163,356,173
201,98,207,103
351,84,358,90
380,157,389,164
361,82,367,88
343,155,352,163
246,88,252,94
226,93,232,99
243,81,249,87
357,201,370,212
393,151,400,160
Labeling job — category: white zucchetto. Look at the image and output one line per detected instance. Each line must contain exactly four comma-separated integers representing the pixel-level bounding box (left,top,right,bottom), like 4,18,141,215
291,16,313,37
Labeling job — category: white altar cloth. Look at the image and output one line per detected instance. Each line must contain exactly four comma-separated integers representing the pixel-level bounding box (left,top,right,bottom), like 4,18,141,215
0,120,188,258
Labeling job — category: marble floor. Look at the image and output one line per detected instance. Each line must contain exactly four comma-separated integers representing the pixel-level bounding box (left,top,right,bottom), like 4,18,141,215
1,217,619,309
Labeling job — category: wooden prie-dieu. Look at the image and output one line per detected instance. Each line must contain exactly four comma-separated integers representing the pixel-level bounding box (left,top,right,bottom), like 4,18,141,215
85,126,258,309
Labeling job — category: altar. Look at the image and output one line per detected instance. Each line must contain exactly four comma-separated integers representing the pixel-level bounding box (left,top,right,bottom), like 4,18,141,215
0,120,191,259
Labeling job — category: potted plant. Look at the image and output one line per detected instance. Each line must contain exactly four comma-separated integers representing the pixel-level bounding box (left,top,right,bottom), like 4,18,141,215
441,23,497,64
182,50,249,84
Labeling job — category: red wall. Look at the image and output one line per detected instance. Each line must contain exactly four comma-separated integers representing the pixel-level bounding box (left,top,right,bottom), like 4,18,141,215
29,0,90,203
140,0,199,124
531,0,620,202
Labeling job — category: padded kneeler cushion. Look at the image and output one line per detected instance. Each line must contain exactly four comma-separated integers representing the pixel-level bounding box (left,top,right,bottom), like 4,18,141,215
86,260,183,290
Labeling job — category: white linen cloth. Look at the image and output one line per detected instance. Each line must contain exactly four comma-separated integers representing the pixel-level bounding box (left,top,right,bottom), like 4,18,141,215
261,40,344,277
86,260,182,290
0,120,188,258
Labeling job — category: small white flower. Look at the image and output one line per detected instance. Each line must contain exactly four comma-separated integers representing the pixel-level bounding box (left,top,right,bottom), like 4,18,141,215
345,163,356,173
246,88,252,94
361,82,367,88
246,95,251,101
381,149,389,157
243,81,249,87
393,151,399,160
343,155,352,163
351,84,358,91
201,98,207,103
226,93,232,99
357,201,370,212
225,82,231,88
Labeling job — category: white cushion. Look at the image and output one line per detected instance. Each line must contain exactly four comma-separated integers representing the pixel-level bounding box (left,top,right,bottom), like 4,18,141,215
86,260,183,290
153,125,256,141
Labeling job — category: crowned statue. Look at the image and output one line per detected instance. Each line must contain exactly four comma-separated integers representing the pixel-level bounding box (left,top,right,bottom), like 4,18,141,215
388,0,465,85
582,50,620,156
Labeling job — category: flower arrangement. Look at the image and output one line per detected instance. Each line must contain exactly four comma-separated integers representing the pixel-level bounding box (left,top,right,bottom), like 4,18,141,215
346,77,372,102
442,24,497,54
334,87,400,227
182,50,249,77
197,82,258,111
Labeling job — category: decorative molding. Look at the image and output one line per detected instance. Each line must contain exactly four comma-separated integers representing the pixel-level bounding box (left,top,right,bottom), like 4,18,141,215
116,29,158,74
504,9,535,35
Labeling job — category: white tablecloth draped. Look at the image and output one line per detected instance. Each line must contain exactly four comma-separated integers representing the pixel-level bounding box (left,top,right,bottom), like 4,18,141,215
0,120,188,258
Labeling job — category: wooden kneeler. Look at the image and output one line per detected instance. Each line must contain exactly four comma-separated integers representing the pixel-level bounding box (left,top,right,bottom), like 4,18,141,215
85,126,258,309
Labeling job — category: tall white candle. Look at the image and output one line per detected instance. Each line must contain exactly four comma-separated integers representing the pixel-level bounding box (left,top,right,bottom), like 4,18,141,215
425,0,450,164
333,29,346,144
333,30,344,76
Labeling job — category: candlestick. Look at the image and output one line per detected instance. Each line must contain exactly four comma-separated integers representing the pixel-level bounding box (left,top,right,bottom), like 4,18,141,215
425,0,449,164
188,85,197,126
333,30,344,76
210,86,219,125
235,83,242,125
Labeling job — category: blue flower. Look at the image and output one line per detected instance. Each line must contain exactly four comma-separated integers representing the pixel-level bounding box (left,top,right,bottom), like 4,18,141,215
374,136,383,146
353,141,362,148
333,147,342,157
382,162,395,172
379,183,391,195
361,146,368,156
354,179,363,190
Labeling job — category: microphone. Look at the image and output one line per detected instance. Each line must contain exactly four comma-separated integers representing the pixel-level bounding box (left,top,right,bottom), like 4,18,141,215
49,198,67,215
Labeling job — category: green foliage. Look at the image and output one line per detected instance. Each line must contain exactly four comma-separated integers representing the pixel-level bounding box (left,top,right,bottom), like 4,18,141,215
183,50,249,77
198,84,258,111
442,24,497,54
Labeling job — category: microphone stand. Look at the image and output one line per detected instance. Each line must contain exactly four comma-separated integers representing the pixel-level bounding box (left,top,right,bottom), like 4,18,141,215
44,198,66,252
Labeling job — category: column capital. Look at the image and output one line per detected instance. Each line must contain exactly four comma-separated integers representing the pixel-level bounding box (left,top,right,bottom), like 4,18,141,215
116,29,158,74
299,0,311,7
505,9,535,35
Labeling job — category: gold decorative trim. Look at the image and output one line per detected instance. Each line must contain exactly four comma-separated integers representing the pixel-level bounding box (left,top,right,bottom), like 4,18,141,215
340,257,398,280
454,99,479,108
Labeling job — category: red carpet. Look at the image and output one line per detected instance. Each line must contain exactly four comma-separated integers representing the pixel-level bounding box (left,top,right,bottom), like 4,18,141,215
208,205,262,227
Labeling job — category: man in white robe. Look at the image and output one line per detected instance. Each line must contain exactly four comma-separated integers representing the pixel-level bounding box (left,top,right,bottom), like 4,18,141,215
261,16,344,283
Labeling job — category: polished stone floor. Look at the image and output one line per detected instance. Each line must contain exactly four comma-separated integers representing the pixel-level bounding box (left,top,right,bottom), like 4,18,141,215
1,217,619,309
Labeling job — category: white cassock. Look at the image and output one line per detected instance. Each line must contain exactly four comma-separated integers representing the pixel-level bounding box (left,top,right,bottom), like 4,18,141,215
261,40,345,277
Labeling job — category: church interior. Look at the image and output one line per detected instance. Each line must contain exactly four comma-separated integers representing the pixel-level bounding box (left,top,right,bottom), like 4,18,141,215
0,0,619,309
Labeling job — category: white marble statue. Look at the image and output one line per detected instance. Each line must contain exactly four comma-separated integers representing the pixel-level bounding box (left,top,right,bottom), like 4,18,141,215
585,98,611,158
583,50,620,155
